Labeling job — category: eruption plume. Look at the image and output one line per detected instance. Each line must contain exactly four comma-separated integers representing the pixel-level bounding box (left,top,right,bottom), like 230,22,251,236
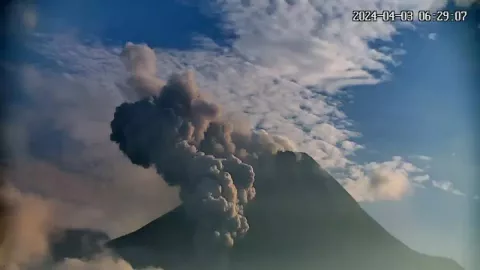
110,74,254,248
120,42,166,99
110,43,295,249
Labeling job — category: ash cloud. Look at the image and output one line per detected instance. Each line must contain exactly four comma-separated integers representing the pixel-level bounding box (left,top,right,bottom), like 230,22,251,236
120,43,166,100
0,183,161,270
0,184,55,270
110,42,296,248
2,63,179,237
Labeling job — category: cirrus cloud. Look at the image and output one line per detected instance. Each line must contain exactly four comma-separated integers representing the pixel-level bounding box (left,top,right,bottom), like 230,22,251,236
432,180,466,196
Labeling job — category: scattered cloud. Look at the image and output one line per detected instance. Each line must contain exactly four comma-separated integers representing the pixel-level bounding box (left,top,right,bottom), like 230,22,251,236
198,0,478,93
410,155,432,161
203,0,413,93
342,156,424,202
413,174,430,183
428,33,437,40
432,181,465,196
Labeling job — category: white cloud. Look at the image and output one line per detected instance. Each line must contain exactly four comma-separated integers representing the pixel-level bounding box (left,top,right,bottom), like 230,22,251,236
432,181,465,196
203,0,402,93
197,0,473,94
410,155,432,161
341,140,365,154
413,174,430,183
427,33,437,40
342,157,424,202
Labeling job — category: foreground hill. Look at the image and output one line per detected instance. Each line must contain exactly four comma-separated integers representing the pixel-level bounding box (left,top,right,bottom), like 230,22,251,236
105,151,463,270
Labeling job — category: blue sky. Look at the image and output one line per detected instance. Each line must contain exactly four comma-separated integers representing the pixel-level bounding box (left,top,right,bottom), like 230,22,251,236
2,0,479,269
32,0,235,49
348,11,479,264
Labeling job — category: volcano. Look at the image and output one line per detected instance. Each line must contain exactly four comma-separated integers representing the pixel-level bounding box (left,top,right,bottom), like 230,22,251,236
103,151,463,270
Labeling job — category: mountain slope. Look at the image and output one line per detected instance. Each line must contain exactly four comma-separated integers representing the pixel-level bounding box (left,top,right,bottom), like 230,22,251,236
50,228,111,262
107,151,463,270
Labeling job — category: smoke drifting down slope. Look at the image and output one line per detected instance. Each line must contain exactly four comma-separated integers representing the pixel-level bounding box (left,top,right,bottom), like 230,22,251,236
110,43,295,248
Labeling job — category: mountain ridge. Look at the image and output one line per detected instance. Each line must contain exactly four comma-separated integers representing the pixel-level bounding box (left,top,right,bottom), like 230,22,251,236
104,150,464,270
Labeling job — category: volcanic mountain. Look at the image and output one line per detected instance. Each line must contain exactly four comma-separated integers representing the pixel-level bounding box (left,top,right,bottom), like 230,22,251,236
104,150,464,270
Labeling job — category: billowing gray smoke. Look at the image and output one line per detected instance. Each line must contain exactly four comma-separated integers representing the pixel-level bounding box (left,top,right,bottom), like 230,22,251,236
110,43,295,249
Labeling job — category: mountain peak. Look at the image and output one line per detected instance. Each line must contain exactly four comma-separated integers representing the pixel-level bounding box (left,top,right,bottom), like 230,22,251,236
103,150,463,270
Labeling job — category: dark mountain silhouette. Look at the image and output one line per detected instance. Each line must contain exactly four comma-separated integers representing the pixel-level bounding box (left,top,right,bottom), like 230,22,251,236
102,151,464,270
50,228,110,262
